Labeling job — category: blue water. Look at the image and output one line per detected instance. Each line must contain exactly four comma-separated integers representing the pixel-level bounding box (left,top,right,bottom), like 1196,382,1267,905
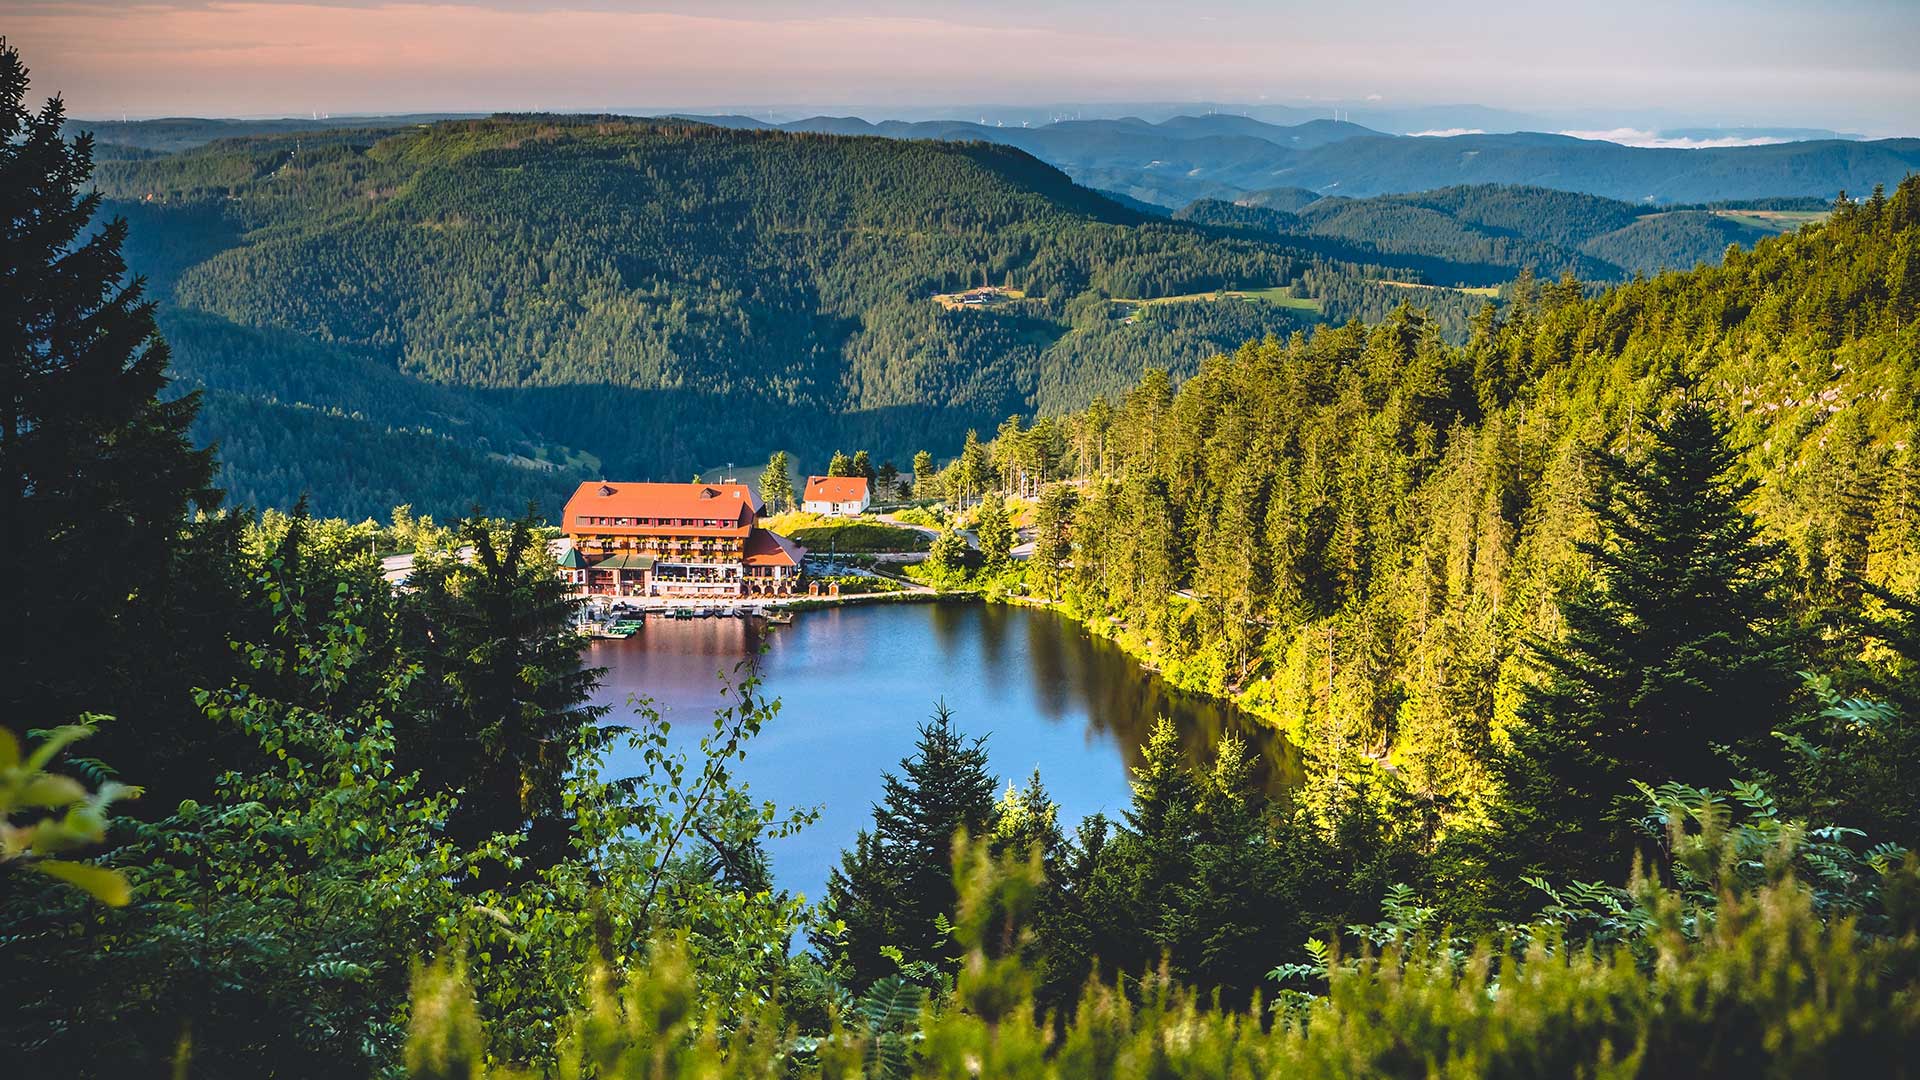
588,601,1297,905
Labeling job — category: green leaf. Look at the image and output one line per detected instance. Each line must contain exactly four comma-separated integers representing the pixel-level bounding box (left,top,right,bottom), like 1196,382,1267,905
36,859,133,906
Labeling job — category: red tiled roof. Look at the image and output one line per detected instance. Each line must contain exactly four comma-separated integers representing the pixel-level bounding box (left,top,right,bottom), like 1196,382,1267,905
744,529,805,567
804,475,870,503
563,481,761,537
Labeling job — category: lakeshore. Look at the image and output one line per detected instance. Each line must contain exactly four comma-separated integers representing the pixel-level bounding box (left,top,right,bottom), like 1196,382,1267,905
585,600,1299,903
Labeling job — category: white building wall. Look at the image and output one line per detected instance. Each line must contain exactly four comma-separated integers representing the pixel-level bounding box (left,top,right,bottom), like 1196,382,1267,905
803,492,870,517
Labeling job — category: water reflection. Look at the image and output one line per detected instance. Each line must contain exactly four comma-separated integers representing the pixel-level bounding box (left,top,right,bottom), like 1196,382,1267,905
587,601,1298,902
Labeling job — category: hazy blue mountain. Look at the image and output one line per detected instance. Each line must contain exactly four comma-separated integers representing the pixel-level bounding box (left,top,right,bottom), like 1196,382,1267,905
733,115,1920,208
1273,134,1920,203
1177,183,1822,281
1236,186,1326,212
77,111,1913,212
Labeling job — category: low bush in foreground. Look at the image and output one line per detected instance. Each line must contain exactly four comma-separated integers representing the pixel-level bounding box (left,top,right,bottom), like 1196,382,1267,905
409,812,1920,1079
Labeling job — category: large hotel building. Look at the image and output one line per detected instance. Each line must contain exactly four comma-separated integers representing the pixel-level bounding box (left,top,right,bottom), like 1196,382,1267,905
558,480,805,599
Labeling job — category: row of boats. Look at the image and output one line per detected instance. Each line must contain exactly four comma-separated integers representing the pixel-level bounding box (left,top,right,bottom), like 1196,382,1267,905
584,605,794,639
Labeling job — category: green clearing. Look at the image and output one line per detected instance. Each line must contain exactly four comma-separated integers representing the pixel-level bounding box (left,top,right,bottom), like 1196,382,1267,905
1112,285,1322,312
785,522,932,553
932,285,1028,310
765,511,933,553
1710,209,1828,231
1374,279,1502,297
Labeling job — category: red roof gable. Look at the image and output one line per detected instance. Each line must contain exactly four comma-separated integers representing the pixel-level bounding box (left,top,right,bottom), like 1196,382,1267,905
804,475,870,503
743,529,805,567
563,481,761,536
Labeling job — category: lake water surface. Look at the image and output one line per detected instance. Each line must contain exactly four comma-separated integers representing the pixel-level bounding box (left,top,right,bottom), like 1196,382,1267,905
588,601,1297,903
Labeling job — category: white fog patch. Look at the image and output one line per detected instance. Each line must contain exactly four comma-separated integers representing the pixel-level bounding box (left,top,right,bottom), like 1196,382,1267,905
1559,128,1794,149
1409,128,1486,137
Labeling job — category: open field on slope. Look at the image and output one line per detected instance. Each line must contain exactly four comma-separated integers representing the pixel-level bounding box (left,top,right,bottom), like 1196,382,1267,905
1112,285,1323,312
1374,279,1502,297
1708,209,1828,231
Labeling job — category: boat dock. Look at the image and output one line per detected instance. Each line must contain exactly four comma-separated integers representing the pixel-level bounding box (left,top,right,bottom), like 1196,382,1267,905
576,597,798,638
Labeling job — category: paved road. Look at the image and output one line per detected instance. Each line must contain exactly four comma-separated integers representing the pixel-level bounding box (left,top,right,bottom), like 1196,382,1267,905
875,510,979,550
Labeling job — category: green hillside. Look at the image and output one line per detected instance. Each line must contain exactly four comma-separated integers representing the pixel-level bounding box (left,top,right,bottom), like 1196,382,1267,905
966,178,1920,840
99,117,1450,517
1178,183,1828,284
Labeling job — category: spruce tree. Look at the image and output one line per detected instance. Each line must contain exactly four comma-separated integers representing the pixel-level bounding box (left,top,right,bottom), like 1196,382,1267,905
1496,399,1799,881
975,491,1014,576
814,702,997,986
1029,482,1079,601
1045,719,1286,1005
0,41,222,793
399,517,607,875
759,450,795,513
912,449,936,496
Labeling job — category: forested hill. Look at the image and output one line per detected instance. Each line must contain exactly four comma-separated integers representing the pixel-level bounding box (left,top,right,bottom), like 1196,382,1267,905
968,178,1920,834
100,116,1465,519
1176,184,1831,281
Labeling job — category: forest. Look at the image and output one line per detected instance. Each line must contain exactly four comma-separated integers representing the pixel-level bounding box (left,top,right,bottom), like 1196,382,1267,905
1176,185,1827,281
7,40,1920,1078
942,177,1920,856
97,115,1404,519
93,113,1884,523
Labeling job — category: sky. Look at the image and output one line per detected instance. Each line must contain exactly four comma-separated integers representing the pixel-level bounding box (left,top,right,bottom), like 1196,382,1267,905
6,0,1918,136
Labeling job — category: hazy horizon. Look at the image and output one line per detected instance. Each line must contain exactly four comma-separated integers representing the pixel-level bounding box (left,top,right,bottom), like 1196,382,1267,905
9,0,1919,138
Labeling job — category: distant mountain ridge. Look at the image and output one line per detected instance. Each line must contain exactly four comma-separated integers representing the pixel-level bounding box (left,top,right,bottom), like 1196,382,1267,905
76,111,1918,213
704,115,1919,208
1175,183,1826,281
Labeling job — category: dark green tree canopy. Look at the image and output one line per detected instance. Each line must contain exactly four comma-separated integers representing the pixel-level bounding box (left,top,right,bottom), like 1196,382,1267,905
815,701,997,986
1497,398,1801,880
1,40,224,796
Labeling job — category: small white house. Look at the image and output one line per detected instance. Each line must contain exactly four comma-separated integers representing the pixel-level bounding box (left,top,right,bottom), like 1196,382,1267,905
802,475,871,516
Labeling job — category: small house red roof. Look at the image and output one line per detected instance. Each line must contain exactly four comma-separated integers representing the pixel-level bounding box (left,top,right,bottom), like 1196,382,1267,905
804,475,870,503
744,529,806,567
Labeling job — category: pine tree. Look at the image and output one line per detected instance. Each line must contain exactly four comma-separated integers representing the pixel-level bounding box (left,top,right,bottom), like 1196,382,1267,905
1029,483,1079,601
400,517,608,875
759,450,795,513
850,449,874,485
975,492,1014,576
1495,399,1800,882
0,40,222,793
925,527,970,584
827,450,855,478
815,702,997,986
1049,719,1287,1005
912,449,936,496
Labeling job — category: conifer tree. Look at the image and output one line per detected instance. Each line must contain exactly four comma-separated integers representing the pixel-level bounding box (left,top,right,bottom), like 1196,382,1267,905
924,527,970,584
0,41,223,792
400,517,608,875
975,491,1014,576
814,702,997,986
850,449,874,485
758,450,795,513
1044,720,1287,1005
912,449,936,495
1029,483,1079,600
1495,399,1799,881
826,450,854,478
958,429,994,505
